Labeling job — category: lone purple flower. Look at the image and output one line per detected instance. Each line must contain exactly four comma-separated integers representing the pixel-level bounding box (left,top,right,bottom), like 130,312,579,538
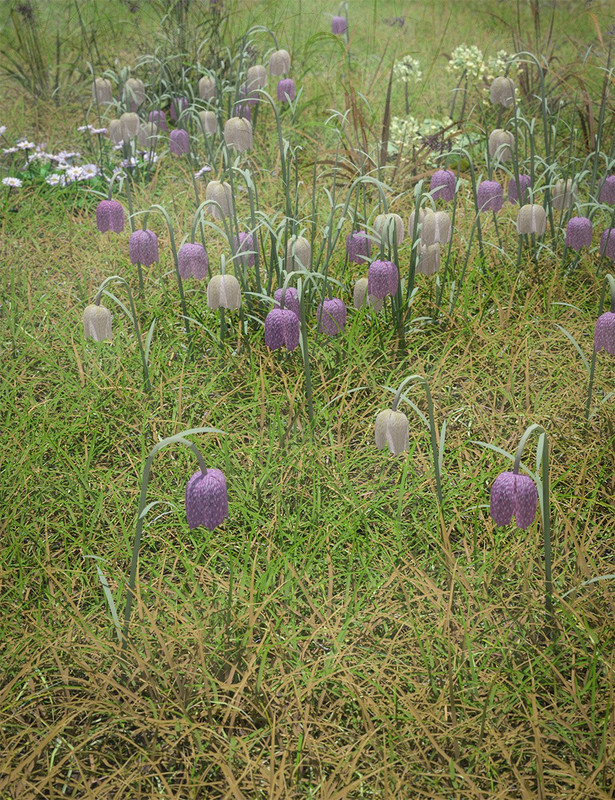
331,16,347,34
185,468,228,531
277,78,296,103
96,200,124,233
265,307,300,351
317,298,346,336
600,229,615,260
594,312,615,355
368,260,398,299
490,471,538,530
430,169,455,202
274,286,300,318
178,242,208,279
477,180,504,213
170,129,190,155
599,176,615,205
565,217,593,251
129,229,159,266
346,230,371,264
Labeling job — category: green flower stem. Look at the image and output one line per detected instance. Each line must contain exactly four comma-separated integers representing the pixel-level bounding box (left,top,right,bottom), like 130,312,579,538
586,273,615,420
94,275,151,393
121,428,224,648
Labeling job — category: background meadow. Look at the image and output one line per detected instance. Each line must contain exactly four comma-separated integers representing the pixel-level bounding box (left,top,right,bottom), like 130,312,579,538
1,0,615,797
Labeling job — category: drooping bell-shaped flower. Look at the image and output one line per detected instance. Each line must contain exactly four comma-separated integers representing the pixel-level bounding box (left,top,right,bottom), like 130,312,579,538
207,274,241,309
206,181,234,219
269,49,291,76
516,204,546,235
178,242,208,279
277,78,296,102
430,169,456,202
488,129,514,162
600,229,615,260
224,117,253,152
198,110,217,135
599,176,615,205
374,213,404,247
368,260,398,299
96,200,124,233
247,65,267,91
92,77,113,105
265,307,300,351
129,229,159,266
286,236,311,270
490,471,538,530
198,76,215,101
552,178,576,211
419,209,451,246
137,122,159,148
353,278,384,312
489,77,515,108
477,180,504,212
274,287,300,318
108,119,123,145
346,230,372,263
595,312,615,355
169,129,190,155
416,242,441,276
148,110,167,130
408,208,427,238
317,298,347,336
233,232,256,267
185,468,228,531
119,112,140,141
331,16,347,34
375,409,409,455
565,217,593,251
507,174,531,204
170,96,189,122
83,304,112,342
122,78,145,110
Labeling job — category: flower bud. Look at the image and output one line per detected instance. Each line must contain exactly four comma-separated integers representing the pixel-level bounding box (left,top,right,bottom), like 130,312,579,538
92,77,113,105
185,468,228,531
137,122,159,149
419,210,451,246
599,176,615,206
331,16,347,34
408,208,427,238
265,307,300,351
269,49,291,76
122,78,145,109
96,199,124,233
516,204,546,235
507,174,531,204
430,169,456,202
247,65,267,91
199,76,215,101
205,181,234,219
489,77,515,108
374,213,404,247
207,274,241,309
108,119,123,144
277,78,296,102
198,110,217,135
476,180,504,213
368,260,398,299
375,409,409,455
595,312,615,355
600,229,615,260
286,236,311,270
119,112,140,141
317,298,347,336
416,242,441,276
552,178,576,211
565,217,592,251
170,128,190,155
488,129,514,162
224,117,253,152
178,243,208,279
148,110,167,130
346,231,371,263
129,229,159,266
353,278,384,312
490,472,537,530
83,304,112,342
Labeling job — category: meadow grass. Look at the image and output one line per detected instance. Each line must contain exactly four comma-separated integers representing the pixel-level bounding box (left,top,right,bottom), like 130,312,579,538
1,0,615,797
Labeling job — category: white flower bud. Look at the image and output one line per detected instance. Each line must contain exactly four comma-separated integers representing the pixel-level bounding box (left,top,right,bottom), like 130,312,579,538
199,76,215,101
269,49,291,76
247,65,267,91
375,409,409,455
516,204,546,235
207,274,241,310
119,112,139,141
374,213,404,247
488,129,514,162
419,209,451,246
286,236,311,270
122,78,145,108
92,77,113,105
552,179,577,211
416,243,441,276
198,110,217,135
83,304,112,341
223,117,253,152
490,77,515,108
205,180,234,219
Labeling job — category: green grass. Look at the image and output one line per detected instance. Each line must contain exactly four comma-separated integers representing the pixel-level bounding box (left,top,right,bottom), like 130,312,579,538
2,0,615,797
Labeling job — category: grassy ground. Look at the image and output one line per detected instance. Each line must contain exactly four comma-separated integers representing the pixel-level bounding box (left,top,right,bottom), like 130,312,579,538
1,0,615,797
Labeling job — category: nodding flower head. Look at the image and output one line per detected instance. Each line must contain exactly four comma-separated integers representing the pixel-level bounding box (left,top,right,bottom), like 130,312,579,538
374,213,404,247
375,409,409,455
129,229,159,266
198,110,217,135
552,178,577,211
205,181,234,220
490,471,538,530
565,217,593,251
148,109,167,130
224,117,253,152
178,242,208,279
122,78,145,110
185,468,228,531
119,112,140,141
600,229,615,260
265,307,300,351
277,78,296,103
170,96,189,122
83,304,112,342
92,77,113,105
354,277,383,312
368,259,398,299
274,286,300,318
198,76,215,101
233,232,256,267
317,298,347,336
594,312,615,355
207,274,241,310
269,49,291,76
599,176,615,206
96,200,124,233
247,65,267,91
508,174,531,205
416,242,441,276
516,204,546,236
137,122,159,148
346,230,372,264
408,208,427,238
490,76,515,108
430,169,456,202
169,128,190,155
477,180,504,213
108,119,123,145
488,129,514,162
331,16,347,34
419,209,451,246
286,236,311,270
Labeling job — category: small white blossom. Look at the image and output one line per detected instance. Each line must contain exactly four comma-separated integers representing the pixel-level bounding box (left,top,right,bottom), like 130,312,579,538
2,177,22,187
0,126,6,136
78,124,96,133
194,165,213,179
447,44,486,80
45,173,63,186
120,157,138,168
142,151,158,163
393,55,422,84
80,163,99,179
64,166,83,182
56,150,80,161
3,147,19,154
91,127,107,135
16,139,36,150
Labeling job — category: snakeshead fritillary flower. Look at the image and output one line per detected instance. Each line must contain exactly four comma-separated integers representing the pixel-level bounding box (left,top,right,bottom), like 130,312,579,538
96,200,124,233
92,77,113,105
317,298,346,336
198,110,217,135
375,409,409,455
599,176,615,205
331,16,347,34
224,117,253,152
119,112,140,141
419,210,451,246
416,242,440,276
374,213,404,246
123,78,145,110
129,230,159,266
265,307,300,351
170,129,190,155
83,304,112,342
552,179,576,211
269,49,291,76
247,65,267,91
207,274,241,309
565,217,593,251
368,260,398,299
517,204,546,235
346,231,371,263
277,78,296,102
488,129,514,162
490,76,515,108
170,97,188,122
233,232,256,267
274,287,300,318
148,110,167,130
508,174,531,204
490,471,538,530
206,181,234,219
430,169,456,202
199,76,215,101
286,236,311,270
353,278,383,312
477,180,504,212
600,229,615,260
408,208,427,238
185,468,228,530
178,243,208,279
594,312,615,355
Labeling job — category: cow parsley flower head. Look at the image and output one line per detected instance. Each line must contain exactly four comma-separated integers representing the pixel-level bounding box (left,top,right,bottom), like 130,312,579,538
393,55,422,83
447,44,486,80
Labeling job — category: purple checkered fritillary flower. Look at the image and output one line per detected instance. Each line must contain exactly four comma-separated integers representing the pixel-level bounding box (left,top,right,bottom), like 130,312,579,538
265,307,300,351
277,78,296,103
274,287,300,318
430,169,455,202
490,471,538,530
565,217,593,251
129,230,159,266
477,180,504,213
595,312,615,355
178,243,208,279
96,200,124,233
368,260,398,299
346,231,371,263
185,468,228,530
317,298,346,336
